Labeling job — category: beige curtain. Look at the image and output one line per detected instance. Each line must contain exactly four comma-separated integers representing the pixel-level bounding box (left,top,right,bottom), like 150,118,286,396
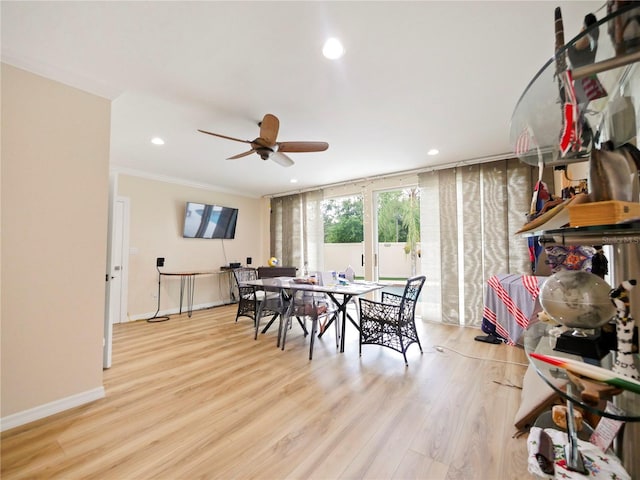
418,158,538,326
270,190,324,273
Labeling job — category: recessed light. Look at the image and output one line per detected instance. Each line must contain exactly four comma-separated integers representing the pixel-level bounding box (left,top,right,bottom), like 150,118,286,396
427,149,439,156
290,179,298,184
151,137,165,145
323,38,345,60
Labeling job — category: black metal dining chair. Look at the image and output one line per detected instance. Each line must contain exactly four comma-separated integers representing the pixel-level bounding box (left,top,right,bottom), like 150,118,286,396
232,268,280,337
358,275,426,365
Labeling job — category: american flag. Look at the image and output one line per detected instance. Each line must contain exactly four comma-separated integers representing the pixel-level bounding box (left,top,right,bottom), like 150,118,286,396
580,74,607,101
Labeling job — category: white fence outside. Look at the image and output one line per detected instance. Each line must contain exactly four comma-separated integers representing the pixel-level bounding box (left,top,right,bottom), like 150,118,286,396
324,242,420,280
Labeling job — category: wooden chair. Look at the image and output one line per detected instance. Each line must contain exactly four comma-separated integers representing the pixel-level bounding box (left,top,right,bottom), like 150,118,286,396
358,275,426,365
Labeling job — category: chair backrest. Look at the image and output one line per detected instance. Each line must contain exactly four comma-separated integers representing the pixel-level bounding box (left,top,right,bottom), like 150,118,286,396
257,266,297,278
289,289,329,317
399,275,426,322
318,271,338,286
233,267,257,286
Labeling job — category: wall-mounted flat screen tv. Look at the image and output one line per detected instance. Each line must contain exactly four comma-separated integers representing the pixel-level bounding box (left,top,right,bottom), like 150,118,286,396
183,202,238,239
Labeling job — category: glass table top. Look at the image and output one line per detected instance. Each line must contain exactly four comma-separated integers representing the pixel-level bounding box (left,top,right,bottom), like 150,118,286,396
510,4,640,168
524,321,640,421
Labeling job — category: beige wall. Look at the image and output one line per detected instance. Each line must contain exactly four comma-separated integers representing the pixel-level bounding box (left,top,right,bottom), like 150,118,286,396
116,175,269,319
1,64,110,418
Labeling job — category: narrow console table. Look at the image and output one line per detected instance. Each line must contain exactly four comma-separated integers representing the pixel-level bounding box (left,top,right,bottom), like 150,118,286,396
147,269,232,322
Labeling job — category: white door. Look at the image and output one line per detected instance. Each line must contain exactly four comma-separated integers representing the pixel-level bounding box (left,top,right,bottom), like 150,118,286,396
104,195,130,368
109,197,129,324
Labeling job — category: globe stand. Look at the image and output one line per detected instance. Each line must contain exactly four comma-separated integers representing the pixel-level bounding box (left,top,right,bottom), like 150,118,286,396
568,327,590,337
554,329,609,359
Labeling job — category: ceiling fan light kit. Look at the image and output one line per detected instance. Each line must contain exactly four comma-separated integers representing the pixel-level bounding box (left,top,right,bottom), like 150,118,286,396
198,113,328,167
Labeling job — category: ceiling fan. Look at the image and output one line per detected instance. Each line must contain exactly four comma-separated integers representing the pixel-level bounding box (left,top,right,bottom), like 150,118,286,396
198,113,329,167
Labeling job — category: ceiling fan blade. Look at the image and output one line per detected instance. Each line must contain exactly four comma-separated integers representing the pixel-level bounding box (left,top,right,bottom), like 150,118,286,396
259,114,279,145
227,149,255,160
277,141,329,153
270,152,295,167
198,129,251,144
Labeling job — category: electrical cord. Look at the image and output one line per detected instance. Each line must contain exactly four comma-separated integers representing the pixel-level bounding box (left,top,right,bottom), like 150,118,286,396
431,344,529,367
147,265,170,323
221,238,229,266
492,379,523,389
431,344,527,395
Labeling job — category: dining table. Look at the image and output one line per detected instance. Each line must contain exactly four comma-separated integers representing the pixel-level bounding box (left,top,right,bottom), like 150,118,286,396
241,276,384,352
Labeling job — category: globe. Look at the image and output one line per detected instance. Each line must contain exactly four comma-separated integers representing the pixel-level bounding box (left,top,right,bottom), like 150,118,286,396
539,270,616,333
268,256,279,267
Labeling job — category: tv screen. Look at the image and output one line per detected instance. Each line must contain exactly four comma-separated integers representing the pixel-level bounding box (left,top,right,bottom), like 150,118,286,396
183,202,238,239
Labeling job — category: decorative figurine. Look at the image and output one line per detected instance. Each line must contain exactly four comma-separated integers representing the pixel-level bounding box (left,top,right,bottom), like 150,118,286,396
610,279,639,380
268,256,279,267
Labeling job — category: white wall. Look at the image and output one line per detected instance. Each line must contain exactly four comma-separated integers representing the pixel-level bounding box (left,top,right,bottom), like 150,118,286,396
1,64,110,422
116,174,268,319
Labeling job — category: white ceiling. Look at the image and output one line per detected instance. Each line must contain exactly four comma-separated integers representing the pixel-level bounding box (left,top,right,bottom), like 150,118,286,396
1,1,602,198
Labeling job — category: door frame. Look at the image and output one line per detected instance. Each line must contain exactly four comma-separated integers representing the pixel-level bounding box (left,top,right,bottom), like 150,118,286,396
104,173,130,368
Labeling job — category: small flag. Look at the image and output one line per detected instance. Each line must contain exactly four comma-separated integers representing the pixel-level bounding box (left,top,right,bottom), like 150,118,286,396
580,74,607,101
559,102,577,155
558,69,583,156
515,127,531,156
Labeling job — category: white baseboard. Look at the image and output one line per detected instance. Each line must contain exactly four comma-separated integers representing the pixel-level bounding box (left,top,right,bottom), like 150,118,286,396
1,386,105,432
128,300,230,322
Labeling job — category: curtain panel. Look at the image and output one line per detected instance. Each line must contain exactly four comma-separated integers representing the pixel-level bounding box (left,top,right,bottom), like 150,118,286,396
271,159,543,328
270,190,324,273
418,158,538,326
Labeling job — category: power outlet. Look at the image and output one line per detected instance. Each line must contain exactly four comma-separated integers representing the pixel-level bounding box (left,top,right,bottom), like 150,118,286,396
156,257,165,267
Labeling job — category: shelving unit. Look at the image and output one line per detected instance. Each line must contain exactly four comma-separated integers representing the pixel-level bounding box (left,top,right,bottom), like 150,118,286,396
525,322,639,474
526,224,639,477
512,4,640,477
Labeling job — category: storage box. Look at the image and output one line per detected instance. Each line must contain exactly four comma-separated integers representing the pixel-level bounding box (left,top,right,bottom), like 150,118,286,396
568,200,640,227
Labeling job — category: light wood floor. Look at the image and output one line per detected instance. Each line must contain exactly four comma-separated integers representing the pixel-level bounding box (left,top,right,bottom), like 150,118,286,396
1,304,533,479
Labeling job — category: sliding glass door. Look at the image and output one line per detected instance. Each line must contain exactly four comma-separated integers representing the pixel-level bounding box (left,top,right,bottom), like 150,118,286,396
373,187,421,285
321,194,364,278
